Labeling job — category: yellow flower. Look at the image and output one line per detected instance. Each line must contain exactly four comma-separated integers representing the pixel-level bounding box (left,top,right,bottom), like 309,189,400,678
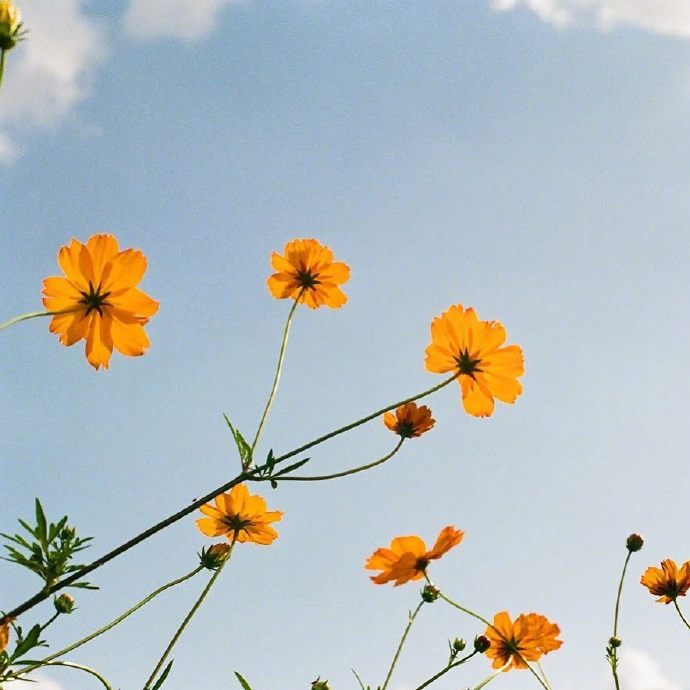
0,617,12,653
0,1,22,50
425,304,524,417
365,526,464,586
267,238,350,309
383,402,435,438
484,611,562,671
41,233,159,370
641,559,690,604
196,484,283,545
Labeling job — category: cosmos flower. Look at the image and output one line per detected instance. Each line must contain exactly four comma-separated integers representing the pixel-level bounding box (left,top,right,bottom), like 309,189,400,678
267,238,350,309
0,618,10,653
0,0,22,50
196,484,283,545
365,526,464,586
484,611,562,671
641,559,690,604
383,402,435,438
41,233,158,370
425,304,524,417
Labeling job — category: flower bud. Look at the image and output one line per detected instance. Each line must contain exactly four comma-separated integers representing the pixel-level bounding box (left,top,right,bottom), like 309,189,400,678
54,593,75,614
608,636,622,648
452,637,466,652
626,534,644,553
311,677,330,690
473,635,490,653
0,1,22,51
199,543,231,570
421,584,439,603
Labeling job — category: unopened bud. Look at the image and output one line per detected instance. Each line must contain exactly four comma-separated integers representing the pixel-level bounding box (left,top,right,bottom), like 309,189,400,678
626,534,644,553
473,635,490,653
311,677,330,690
54,593,75,614
199,543,231,570
0,1,21,50
452,637,466,652
421,584,439,603
608,636,622,648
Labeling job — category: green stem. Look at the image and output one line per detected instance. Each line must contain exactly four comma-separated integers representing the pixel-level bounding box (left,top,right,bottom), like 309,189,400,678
412,650,479,690
0,307,81,332
471,665,508,690
14,566,203,678
144,544,235,689
33,660,114,690
610,550,632,690
537,660,553,690
673,599,690,632
260,438,405,483
271,372,458,468
0,49,5,90
40,611,60,632
381,601,424,690
0,374,458,626
249,293,302,463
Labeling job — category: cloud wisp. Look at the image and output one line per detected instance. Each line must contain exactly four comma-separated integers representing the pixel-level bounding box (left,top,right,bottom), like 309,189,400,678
491,0,690,38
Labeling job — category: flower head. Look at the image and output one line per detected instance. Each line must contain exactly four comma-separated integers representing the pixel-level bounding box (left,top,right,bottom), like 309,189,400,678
267,238,350,309
0,0,22,50
383,402,435,438
425,304,524,417
196,484,283,545
41,233,159,370
484,611,562,671
641,559,690,604
0,618,10,653
365,525,464,586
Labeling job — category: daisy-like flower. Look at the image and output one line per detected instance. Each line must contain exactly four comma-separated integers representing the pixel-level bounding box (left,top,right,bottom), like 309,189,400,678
0,618,10,653
365,525,464,586
267,238,350,309
484,611,562,671
383,402,435,438
425,304,524,417
196,484,283,545
41,233,158,370
641,559,690,604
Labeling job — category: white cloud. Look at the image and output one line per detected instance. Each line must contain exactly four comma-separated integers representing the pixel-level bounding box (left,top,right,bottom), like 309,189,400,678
0,0,105,163
30,677,64,690
124,0,242,41
491,0,690,37
608,648,682,690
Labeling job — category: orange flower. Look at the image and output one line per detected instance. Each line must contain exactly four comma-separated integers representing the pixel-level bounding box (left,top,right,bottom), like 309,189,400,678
41,233,158,370
365,526,464,586
641,559,690,604
267,238,350,309
383,402,435,438
425,304,524,417
196,484,283,545
484,611,562,671
0,618,10,653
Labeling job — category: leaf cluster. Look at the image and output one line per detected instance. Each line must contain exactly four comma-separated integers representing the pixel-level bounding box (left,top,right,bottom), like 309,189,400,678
1,499,96,591
0,620,48,676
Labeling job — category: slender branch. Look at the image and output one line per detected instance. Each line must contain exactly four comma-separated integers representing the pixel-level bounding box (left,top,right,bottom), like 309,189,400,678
609,550,632,690
249,294,302,461
0,307,81,332
471,664,509,690
257,438,405,483
412,650,478,690
40,611,60,633
0,373,458,625
673,599,690,632
31,660,114,690
0,49,6,90
144,543,235,689
381,601,424,690
13,566,203,677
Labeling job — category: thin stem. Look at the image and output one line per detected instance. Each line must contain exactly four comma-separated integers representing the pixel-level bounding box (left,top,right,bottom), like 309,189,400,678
271,372,459,467
143,543,235,689
412,650,478,690
0,49,6,90
381,601,424,690
0,307,81,332
537,660,553,690
13,566,203,677
32,660,114,690
40,611,60,632
471,665,509,690
673,599,690,632
0,374,458,626
259,438,405,483
609,550,632,690
249,293,302,462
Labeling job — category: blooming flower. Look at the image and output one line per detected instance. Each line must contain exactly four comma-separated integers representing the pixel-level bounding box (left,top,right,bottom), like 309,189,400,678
383,402,435,438
41,233,159,370
0,0,22,50
641,559,690,604
484,611,562,671
424,304,524,417
196,484,283,545
365,525,464,586
267,238,350,309
0,618,10,653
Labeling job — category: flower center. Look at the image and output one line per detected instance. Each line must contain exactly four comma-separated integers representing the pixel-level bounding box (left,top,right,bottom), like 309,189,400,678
78,281,111,316
223,515,251,533
396,423,415,438
296,269,320,289
415,557,430,572
455,349,482,377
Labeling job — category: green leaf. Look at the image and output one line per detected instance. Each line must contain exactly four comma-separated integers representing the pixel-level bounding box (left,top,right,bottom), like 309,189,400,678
150,660,174,690
11,624,43,661
223,414,252,466
34,499,48,547
272,457,310,477
234,672,254,690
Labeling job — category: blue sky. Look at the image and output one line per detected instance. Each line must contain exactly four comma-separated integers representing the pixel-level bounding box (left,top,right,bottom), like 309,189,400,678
3,2,690,690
